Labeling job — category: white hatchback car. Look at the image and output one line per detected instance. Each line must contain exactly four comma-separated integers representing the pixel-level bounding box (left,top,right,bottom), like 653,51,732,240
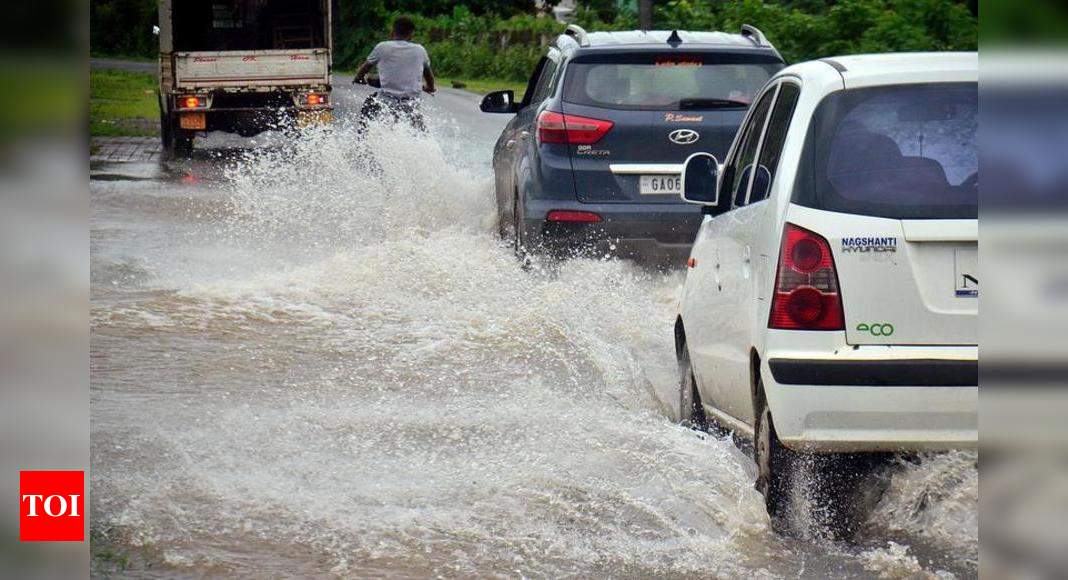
674,53,977,525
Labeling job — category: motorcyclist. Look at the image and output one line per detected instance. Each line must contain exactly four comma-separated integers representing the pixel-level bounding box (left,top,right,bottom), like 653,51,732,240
353,16,436,132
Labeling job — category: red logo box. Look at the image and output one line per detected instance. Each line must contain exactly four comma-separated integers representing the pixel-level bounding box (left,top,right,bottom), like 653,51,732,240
19,470,85,542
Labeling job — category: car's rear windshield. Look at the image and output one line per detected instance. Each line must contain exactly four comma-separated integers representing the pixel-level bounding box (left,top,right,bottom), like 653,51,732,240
794,83,978,219
562,52,783,111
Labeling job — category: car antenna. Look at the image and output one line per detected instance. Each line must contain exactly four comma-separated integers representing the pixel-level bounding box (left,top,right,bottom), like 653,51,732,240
667,30,682,47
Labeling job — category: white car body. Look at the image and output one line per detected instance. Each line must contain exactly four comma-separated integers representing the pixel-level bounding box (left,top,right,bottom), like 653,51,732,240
676,53,978,453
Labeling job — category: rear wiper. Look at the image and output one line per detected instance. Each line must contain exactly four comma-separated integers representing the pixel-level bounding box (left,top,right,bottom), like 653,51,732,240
678,98,750,110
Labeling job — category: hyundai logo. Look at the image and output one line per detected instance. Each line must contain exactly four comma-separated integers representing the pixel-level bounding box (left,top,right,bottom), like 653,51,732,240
668,129,700,145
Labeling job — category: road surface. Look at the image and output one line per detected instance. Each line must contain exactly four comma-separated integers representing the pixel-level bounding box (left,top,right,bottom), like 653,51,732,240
89,60,978,577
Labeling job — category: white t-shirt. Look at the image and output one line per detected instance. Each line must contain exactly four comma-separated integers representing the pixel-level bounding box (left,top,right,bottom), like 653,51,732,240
366,40,430,99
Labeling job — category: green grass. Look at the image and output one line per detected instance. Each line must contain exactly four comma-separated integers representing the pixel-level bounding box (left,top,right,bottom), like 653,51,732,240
90,69,159,137
0,61,79,141
437,76,526,96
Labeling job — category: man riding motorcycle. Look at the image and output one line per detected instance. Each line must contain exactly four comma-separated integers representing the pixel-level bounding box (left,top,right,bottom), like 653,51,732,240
353,16,436,132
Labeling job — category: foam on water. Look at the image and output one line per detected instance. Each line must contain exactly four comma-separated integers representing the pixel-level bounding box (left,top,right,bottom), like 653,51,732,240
91,114,978,577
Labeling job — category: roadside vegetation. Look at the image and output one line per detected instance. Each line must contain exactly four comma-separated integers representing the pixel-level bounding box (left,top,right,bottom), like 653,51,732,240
0,61,79,142
92,0,977,87
90,69,158,137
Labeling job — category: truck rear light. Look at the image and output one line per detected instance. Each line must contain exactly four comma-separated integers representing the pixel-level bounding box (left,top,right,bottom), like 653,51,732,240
769,223,844,330
537,111,613,145
307,93,326,106
180,96,206,109
546,210,602,223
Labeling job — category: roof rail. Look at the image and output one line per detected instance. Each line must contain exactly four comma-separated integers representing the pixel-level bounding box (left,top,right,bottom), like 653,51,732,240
740,24,768,47
564,24,590,47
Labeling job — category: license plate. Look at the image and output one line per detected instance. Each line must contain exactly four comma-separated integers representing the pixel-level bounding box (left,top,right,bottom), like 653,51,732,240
640,174,682,195
297,110,333,127
179,112,206,130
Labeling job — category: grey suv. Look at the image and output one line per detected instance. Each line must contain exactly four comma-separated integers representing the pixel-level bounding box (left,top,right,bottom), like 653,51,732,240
480,25,784,266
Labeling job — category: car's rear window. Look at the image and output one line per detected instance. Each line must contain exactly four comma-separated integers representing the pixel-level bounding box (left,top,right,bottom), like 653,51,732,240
562,52,782,111
794,83,978,219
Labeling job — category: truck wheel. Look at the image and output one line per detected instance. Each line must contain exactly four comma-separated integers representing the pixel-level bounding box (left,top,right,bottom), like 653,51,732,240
160,112,175,155
173,129,194,158
754,386,798,528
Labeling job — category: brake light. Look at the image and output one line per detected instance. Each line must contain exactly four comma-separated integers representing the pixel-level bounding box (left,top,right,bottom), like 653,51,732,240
307,93,326,106
536,111,613,145
546,210,601,223
769,223,844,330
180,96,205,109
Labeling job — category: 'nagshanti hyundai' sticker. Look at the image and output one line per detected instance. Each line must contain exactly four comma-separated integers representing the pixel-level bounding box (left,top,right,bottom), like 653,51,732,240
841,236,898,253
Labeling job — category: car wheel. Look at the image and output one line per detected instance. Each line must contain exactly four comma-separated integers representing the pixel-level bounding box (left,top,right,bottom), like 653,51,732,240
512,194,528,262
678,349,708,431
754,387,797,527
755,383,879,538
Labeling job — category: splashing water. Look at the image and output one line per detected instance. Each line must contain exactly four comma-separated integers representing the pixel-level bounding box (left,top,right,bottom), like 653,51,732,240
90,111,977,577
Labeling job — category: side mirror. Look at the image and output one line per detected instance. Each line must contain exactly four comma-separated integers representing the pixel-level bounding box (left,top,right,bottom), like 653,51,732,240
480,90,518,114
681,152,721,206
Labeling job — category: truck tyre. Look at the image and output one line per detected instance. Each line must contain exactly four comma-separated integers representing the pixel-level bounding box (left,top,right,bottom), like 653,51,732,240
174,129,194,158
160,111,175,156
160,112,193,159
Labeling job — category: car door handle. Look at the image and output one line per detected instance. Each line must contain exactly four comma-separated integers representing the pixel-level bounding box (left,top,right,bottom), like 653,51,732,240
742,246,752,279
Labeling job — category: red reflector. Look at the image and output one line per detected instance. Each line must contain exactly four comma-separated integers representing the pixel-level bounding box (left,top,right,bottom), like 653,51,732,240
537,111,613,145
769,223,844,330
546,210,602,223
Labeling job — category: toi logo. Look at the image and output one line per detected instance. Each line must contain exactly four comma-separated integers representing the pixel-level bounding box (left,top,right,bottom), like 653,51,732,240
19,470,84,542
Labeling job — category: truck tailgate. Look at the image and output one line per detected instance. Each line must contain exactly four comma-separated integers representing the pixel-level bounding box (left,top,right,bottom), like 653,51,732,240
174,49,329,89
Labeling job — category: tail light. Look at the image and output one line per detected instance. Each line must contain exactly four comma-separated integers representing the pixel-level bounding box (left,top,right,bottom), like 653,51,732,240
179,95,206,109
546,210,601,223
769,223,844,330
537,111,613,145
307,92,327,106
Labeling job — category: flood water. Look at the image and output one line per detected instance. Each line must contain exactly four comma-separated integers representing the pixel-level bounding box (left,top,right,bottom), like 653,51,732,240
90,89,977,578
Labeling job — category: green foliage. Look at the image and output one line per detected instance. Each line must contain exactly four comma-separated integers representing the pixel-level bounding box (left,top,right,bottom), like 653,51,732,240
90,69,159,137
90,0,976,83
90,0,158,58
652,0,976,63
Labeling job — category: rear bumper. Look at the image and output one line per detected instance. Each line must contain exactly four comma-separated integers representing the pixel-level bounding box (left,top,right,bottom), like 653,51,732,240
761,339,978,452
521,198,702,267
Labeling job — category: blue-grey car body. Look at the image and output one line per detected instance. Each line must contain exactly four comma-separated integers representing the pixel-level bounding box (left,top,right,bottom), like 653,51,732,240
488,30,785,265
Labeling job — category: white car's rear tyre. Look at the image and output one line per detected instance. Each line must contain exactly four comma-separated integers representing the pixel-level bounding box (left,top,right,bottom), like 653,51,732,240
755,382,883,538
754,392,796,527
678,353,707,430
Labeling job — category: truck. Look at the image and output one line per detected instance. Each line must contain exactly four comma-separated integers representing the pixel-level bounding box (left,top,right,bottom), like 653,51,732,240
156,0,333,157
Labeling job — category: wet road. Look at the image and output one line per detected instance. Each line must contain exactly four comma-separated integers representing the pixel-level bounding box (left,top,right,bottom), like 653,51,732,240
90,75,977,577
